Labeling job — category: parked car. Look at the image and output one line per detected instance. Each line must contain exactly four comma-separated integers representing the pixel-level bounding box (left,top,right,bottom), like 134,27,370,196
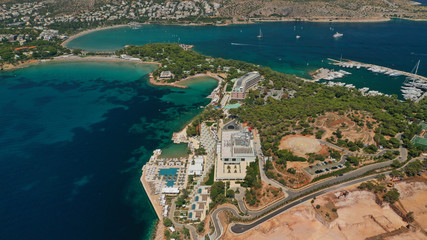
309,165,313,168
332,166,338,170
325,168,330,172
328,161,332,164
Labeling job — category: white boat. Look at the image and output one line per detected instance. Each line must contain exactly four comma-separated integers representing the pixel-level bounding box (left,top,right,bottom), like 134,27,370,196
333,32,343,38
257,29,263,38
296,35,301,39
360,87,369,93
339,70,352,75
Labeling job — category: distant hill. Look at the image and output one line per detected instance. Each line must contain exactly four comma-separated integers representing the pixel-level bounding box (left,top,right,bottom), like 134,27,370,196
217,0,424,20
0,0,113,11
2,0,425,20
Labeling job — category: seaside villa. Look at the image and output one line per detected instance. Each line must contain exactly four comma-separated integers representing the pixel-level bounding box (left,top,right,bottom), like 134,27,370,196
187,185,211,221
160,70,173,79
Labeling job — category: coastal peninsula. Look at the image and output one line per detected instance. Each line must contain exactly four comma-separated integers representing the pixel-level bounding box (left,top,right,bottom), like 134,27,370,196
2,1,427,240
123,43,427,240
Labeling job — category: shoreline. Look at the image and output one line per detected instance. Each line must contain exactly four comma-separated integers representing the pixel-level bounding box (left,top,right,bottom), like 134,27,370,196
61,24,130,48
140,73,223,238
148,72,223,89
0,55,160,72
1,55,223,92
252,16,392,23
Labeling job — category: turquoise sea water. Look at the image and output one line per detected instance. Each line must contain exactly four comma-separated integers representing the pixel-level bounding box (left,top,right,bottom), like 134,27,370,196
0,62,217,239
68,20,427,97
159,143,189,158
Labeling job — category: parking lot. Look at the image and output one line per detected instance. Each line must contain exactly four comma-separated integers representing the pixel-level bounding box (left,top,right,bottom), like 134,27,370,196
304,159,345,175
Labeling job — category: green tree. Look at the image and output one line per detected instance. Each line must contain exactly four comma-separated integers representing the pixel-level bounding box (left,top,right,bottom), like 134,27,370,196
376,174,386,181
383,188,400,204
163,218,173,227
226,189,235,198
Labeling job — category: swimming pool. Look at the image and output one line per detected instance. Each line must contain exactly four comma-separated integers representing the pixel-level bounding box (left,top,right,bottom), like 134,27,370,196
158,168,179,187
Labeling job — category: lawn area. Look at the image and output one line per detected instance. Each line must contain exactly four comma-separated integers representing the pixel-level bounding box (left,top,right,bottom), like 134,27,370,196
205,168,215,185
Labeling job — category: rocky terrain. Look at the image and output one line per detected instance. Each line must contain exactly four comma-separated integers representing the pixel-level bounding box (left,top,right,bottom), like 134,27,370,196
218,0,426,20
2,0,426,21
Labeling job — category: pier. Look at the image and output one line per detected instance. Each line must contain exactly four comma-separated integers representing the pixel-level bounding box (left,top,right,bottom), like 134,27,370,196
327,58,427,82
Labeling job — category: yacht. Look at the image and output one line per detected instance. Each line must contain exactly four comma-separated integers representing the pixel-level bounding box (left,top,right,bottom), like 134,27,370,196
360,87,370,93
296,35,301,39
333,32,343,38
339,70,351,75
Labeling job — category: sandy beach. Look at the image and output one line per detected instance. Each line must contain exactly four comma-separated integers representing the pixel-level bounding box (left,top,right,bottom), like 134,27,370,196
149,71,223,89
61,24,130,48
1,55,160,72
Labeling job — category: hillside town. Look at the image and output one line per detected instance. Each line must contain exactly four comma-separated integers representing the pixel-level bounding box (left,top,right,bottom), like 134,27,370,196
1,0,222,28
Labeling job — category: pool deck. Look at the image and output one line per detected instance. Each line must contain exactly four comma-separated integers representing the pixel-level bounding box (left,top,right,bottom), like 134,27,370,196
140,149,189,220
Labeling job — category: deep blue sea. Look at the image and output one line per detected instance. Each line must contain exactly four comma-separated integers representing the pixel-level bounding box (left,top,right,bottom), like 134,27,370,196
0,62,217,240
68,20,427,97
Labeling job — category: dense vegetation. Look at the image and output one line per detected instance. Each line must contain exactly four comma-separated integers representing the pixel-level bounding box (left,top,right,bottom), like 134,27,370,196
209,181,235,209
118,43,257,83
241,158,262,206
0,29,68,65
230,67,427,168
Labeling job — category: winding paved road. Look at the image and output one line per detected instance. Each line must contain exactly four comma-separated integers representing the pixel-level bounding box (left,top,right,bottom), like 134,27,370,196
208,133,410,239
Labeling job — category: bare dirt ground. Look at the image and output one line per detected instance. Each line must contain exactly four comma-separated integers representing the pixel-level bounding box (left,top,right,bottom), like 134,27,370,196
279,135,322,157
314,112,378,145
385,230,427,240
223,184,408,240
394,178,427,230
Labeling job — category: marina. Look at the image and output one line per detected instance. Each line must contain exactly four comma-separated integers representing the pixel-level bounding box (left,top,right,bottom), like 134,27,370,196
328,58,427,82
328,58,427,102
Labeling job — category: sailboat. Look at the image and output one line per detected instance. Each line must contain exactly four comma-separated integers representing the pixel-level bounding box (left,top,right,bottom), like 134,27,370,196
257,29,263,38
401,60,423,101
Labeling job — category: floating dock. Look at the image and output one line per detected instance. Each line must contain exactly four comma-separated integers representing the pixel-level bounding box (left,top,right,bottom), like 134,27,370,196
327,58,427,82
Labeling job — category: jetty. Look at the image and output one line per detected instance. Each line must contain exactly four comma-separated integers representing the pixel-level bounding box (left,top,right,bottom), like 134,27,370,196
327,58,427,82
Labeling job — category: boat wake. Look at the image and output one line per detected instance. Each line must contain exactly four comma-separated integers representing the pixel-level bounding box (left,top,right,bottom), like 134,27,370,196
410,52,427,56
230,42,260,47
